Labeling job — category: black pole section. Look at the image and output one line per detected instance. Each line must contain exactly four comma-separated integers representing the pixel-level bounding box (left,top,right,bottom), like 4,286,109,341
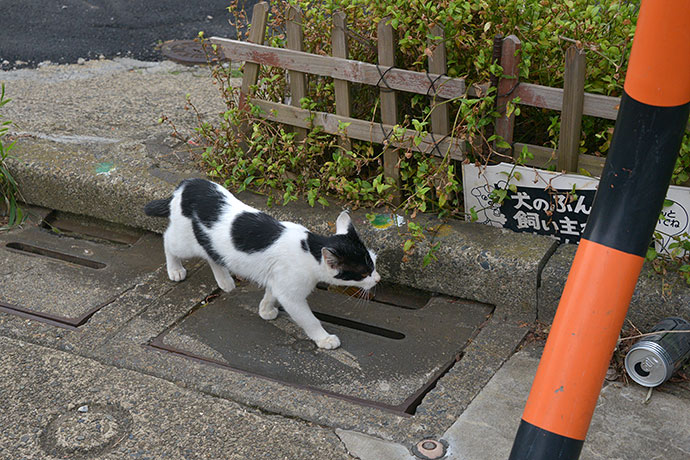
508,1,690,458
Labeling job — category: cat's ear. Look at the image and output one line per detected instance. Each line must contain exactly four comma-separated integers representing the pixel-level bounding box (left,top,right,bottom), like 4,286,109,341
321,247,342,270
335,211,352,235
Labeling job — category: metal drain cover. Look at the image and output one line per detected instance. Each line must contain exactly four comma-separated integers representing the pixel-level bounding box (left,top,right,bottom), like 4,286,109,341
0,213,164,327
150,284,493,413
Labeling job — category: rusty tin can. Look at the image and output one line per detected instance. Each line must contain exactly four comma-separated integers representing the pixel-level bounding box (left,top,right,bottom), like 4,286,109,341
624,317,690,387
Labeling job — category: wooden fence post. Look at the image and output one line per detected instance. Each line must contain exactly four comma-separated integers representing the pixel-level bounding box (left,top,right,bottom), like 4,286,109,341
286,5,308,141
428,25,449,192
239,1,269,112
332,11,352,152
238,1,269,146
557,45,586,172
495,35,521,158
378,17,401,204
428,25,450,147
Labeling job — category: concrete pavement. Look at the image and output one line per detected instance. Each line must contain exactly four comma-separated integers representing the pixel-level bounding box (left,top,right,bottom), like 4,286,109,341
1,58,689,459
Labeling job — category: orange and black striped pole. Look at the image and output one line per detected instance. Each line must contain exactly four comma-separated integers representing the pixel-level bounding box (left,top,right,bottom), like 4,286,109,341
508,1,690,459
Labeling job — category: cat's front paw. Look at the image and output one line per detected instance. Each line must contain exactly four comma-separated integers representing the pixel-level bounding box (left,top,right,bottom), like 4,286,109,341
259,305,279,320
316,334,341,350
168,266,187,282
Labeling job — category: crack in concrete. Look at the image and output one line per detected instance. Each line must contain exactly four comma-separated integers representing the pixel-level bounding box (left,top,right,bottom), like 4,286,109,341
535,240,560,321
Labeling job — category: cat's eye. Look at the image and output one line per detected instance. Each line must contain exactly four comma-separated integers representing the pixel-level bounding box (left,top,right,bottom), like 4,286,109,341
336,270,369,281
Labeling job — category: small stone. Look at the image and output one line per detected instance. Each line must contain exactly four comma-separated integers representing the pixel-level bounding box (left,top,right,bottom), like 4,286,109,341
77,405,89,413
20,435,30,442
76,435,85,441
15,60,27,66
99,54,105,60
207,15,213,20
2,60,9,66
77,58,85,65
605,367,619,382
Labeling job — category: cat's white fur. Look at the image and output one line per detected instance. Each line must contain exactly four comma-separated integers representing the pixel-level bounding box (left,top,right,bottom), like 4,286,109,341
161,183,380,349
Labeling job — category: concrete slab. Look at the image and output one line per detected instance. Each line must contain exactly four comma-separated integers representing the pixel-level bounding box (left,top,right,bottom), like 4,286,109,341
336,429,416,460
539,244,690,330
0,216,163,325
0,335,354,459
0,210,174,356
2,59,226,233
443,346,690,460
337,345,690,460
151,284,491,410
93,262,527,445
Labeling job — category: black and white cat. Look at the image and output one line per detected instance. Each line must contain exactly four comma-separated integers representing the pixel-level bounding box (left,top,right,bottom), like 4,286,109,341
144,178,380,349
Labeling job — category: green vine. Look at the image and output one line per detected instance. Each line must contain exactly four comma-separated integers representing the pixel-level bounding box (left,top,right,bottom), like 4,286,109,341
0,83,23,230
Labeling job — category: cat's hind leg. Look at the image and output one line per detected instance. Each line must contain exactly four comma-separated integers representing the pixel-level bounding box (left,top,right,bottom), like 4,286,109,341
259,288,279,320
164,238,187,282
208,259,235,292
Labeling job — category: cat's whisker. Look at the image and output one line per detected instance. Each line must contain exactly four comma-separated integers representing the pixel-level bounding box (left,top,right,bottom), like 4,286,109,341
357,287,372,307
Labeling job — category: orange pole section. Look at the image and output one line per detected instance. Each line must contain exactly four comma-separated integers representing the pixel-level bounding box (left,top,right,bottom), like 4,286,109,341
624,0,690,107
521,239,644,440
510,2,690,458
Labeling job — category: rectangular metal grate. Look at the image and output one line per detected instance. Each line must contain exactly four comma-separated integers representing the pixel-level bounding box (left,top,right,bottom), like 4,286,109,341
0,212,164,327
149,282,493,414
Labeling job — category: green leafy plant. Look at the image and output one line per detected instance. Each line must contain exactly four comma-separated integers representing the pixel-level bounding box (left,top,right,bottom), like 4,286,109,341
172,0,690,268
0,83,23,229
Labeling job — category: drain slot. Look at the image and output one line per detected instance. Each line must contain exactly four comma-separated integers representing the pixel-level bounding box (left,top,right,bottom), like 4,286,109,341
42,212,141,246
6,242,106,269
313,311,405,340
318,282,432,310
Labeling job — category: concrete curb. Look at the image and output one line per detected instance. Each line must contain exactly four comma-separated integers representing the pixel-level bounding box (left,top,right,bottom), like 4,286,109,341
8,135,557,323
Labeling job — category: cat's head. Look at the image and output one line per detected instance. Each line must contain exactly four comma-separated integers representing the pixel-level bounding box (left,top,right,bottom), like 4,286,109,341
321,211,381,290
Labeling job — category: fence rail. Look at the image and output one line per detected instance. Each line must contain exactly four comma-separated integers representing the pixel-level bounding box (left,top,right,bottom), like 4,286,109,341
209,38,467,101
211,1,680,188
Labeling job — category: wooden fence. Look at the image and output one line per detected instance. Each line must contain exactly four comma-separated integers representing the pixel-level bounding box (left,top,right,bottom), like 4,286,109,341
211,1,652,188
495,36,615,177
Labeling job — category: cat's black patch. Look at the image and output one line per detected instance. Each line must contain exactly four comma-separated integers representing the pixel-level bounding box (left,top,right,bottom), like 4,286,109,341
143,197,172,218
180,178,226,227
306,229,374,281
232,212,285,253
192,221,223,264
306,232,327,261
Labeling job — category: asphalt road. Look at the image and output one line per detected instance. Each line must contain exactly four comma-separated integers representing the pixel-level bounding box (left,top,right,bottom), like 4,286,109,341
0,0,256,69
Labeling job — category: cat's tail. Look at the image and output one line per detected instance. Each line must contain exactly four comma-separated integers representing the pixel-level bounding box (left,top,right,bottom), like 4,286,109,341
144,197,172,218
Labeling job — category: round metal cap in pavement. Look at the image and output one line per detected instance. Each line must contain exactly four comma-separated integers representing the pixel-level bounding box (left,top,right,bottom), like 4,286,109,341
413,438,448,459
39,403,133,458
160,39,223,65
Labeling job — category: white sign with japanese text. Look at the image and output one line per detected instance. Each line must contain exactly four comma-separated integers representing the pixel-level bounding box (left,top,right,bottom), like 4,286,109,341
462,162,690,252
